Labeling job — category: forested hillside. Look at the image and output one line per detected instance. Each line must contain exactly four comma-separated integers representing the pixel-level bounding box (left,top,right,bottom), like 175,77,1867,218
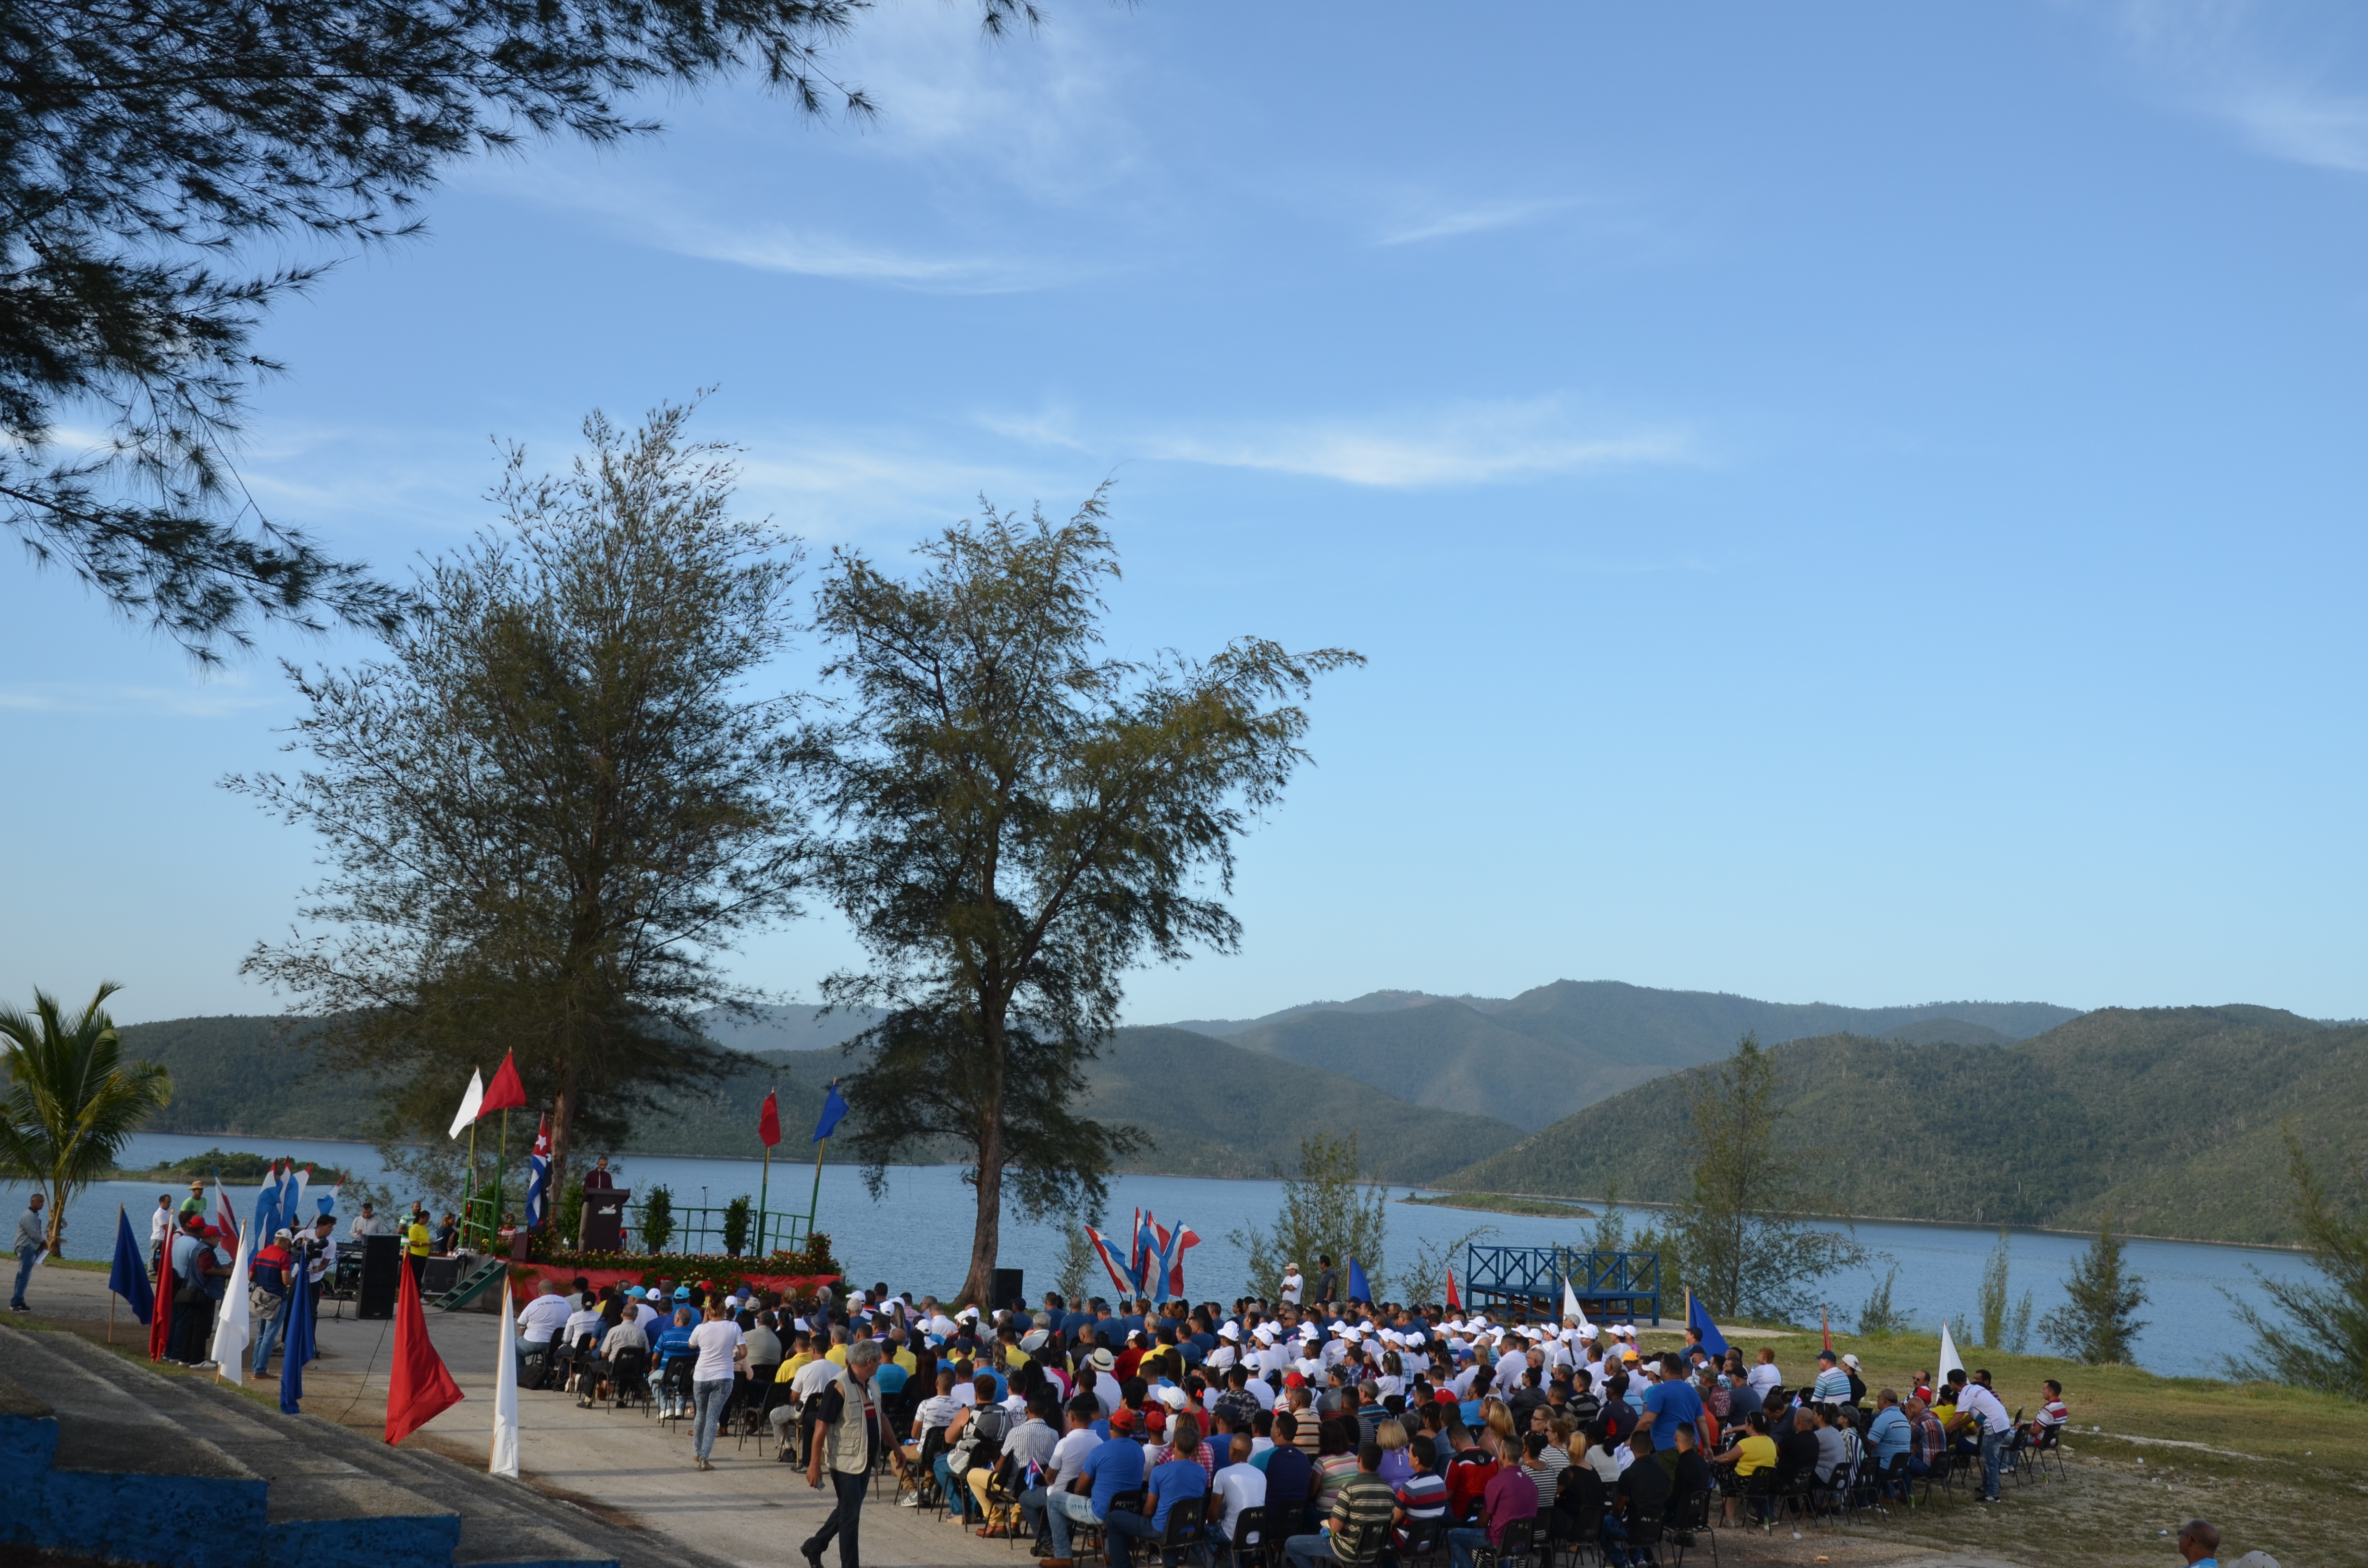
1219,979,2078,1130
1442,1006,2367,1246
113,1015,1522,1185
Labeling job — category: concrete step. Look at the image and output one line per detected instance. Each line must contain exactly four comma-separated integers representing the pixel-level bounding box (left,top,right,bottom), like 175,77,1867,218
0,1326,271,1568
10,1325,697,1568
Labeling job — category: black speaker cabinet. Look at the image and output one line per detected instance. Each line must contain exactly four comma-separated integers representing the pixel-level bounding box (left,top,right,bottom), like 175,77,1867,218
357,1233,402,1319
990,1267,1024,1313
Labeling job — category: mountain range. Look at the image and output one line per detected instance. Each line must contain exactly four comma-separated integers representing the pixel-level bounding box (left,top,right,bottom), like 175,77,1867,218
1175,980,2076,1130
1442,1004,2368,1246
107,981,2360,1242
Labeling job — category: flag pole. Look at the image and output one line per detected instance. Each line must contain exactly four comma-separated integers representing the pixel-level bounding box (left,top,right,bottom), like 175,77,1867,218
757,1135,773,1258
807,1080,834,1244
465,1118,480,1250
110,1204,120,1344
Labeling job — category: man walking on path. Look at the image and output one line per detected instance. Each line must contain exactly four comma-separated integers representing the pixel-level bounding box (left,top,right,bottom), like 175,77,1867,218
12,1194,44,1311
802,1335,885,1568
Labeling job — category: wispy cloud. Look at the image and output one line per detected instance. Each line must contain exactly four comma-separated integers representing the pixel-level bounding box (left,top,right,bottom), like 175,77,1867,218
2219,84,2368,173
662,220,1071,293
2108,0,2368,175
0,680,276,719
1378,197,1572,247
989,399,1693,489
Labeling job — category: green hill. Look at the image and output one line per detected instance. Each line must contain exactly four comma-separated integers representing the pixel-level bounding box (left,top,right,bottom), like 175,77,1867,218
1439,1005,2368,1245
113,1015,1521,1185
1221,980,2080,1131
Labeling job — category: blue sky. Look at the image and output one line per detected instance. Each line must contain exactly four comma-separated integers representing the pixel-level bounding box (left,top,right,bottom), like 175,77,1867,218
5,1,2366,1027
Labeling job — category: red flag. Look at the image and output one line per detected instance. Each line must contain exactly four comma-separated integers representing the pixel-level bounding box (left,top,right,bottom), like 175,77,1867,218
386,1255,465,1445
1821,1305,1832,1354
478,1051,528,1115
1167,1225,1200,1298
757,1090,781,1149
148,1240,175,1361
1443,1264,1461,1312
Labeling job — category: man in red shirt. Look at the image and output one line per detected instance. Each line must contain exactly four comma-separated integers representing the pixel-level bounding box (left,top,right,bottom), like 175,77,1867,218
1443,1447,1536,1568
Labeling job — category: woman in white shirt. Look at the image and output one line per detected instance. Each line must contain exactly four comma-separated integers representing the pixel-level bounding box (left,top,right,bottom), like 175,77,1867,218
684,1302,746,1471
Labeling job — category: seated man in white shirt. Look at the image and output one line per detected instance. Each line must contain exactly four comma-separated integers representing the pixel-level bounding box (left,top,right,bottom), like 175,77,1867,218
1209,1432,1267,1554
892,1367,969,1499
514,1280,574,1373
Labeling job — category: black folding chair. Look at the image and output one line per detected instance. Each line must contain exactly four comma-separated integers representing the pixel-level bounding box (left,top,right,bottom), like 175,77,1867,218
656,1357,693,1425
1221,1504,1267,1568
608,1346,652,1412
1154,1493,1213,1568
1665,1486,1717,1567
1397,1516,1447,1568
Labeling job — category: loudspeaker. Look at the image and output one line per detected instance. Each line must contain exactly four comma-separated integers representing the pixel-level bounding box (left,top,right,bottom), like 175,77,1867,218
991,1267,1024,1312
357,1234,402,1319
582,1188,629,1251
419,1255,462,1297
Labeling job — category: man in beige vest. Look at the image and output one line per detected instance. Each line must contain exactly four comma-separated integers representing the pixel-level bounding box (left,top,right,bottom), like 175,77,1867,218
802,1335,884,1568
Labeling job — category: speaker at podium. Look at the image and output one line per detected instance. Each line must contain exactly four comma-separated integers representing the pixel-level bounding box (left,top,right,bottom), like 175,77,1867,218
582,1188,629,1251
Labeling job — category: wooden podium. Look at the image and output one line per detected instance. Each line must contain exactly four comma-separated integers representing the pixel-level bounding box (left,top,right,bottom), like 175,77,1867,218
582,1188,629,1250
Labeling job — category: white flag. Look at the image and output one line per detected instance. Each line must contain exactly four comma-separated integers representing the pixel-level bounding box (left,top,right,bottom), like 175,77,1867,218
490,1279,520,1478
208,1209,254,1385
1937,1317,1964,1382
1562,1276,1585,1324
448,1069,485,1140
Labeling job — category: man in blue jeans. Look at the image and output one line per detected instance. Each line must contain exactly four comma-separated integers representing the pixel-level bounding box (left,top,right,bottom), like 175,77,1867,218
1038,1417,1145,1568
1105,1423,1209,1568
1945,1371,2012,1504
248,1228,296,1376
10,1194,43,1311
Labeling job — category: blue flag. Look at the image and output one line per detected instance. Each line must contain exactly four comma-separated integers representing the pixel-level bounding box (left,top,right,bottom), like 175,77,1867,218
250,1162,283,1244
813,1082,850,1142
280,1256,317,1414
107,1207,153,1325
1687,1290,1730,1358
1346,1258,1371,1304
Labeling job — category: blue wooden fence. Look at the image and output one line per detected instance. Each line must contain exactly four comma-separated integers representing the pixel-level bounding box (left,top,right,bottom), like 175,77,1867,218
1463,1243,1662,1323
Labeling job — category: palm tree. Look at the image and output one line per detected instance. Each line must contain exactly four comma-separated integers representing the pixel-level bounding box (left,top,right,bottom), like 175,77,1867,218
0,983,173,1255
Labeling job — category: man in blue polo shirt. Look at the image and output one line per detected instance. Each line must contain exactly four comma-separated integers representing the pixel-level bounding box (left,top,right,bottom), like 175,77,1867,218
1103,1423,1209,1568
1040,1421,1146,1568
1641,1354,1703,1451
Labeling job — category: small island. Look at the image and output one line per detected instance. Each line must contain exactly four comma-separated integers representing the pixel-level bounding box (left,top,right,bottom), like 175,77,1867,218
1400,1190,1594,1219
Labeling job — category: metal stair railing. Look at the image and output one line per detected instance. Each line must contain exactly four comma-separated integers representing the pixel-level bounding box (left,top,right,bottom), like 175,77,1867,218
431,1254,511,1311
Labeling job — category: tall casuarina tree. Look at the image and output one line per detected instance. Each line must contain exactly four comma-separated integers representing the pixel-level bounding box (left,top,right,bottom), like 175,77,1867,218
801,490,1359,1307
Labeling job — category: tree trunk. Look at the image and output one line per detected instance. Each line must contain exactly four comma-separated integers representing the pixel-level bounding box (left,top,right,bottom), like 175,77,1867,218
46,1180,65,1255
959,1094,1005,1309
549,1063,579,1238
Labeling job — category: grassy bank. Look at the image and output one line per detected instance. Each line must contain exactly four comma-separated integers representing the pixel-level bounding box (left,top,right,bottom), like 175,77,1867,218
1399,1191,1595,1218
1615,1325,2364,1565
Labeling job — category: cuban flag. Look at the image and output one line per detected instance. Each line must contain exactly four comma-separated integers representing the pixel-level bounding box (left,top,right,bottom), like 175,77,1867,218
1163,1224,1200,1298
1083,1224,1142,1299
524,1114,552,1229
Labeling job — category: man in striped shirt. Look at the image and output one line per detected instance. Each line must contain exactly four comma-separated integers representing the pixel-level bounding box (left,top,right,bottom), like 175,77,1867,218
1810,1351,1853,1407
1283,1443,1398,1568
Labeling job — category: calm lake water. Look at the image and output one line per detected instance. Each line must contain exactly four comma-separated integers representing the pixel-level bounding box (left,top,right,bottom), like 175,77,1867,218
43,1131,2320,1383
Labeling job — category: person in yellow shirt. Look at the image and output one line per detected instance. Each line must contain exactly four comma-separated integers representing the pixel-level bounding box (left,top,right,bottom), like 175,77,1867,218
823,1325,851,1366
777,1331,820,1384
1711,1410,1780,1526
404,1210,431,1286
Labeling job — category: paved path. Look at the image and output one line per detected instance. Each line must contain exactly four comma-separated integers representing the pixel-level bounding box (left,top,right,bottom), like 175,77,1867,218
14,1260,2029,1568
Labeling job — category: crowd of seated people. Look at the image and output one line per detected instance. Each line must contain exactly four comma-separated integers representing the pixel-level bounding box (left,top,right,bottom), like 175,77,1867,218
499,1271,2075,1562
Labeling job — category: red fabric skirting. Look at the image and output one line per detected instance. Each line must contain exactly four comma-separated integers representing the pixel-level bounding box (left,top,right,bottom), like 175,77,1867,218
508,1262,839,1297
